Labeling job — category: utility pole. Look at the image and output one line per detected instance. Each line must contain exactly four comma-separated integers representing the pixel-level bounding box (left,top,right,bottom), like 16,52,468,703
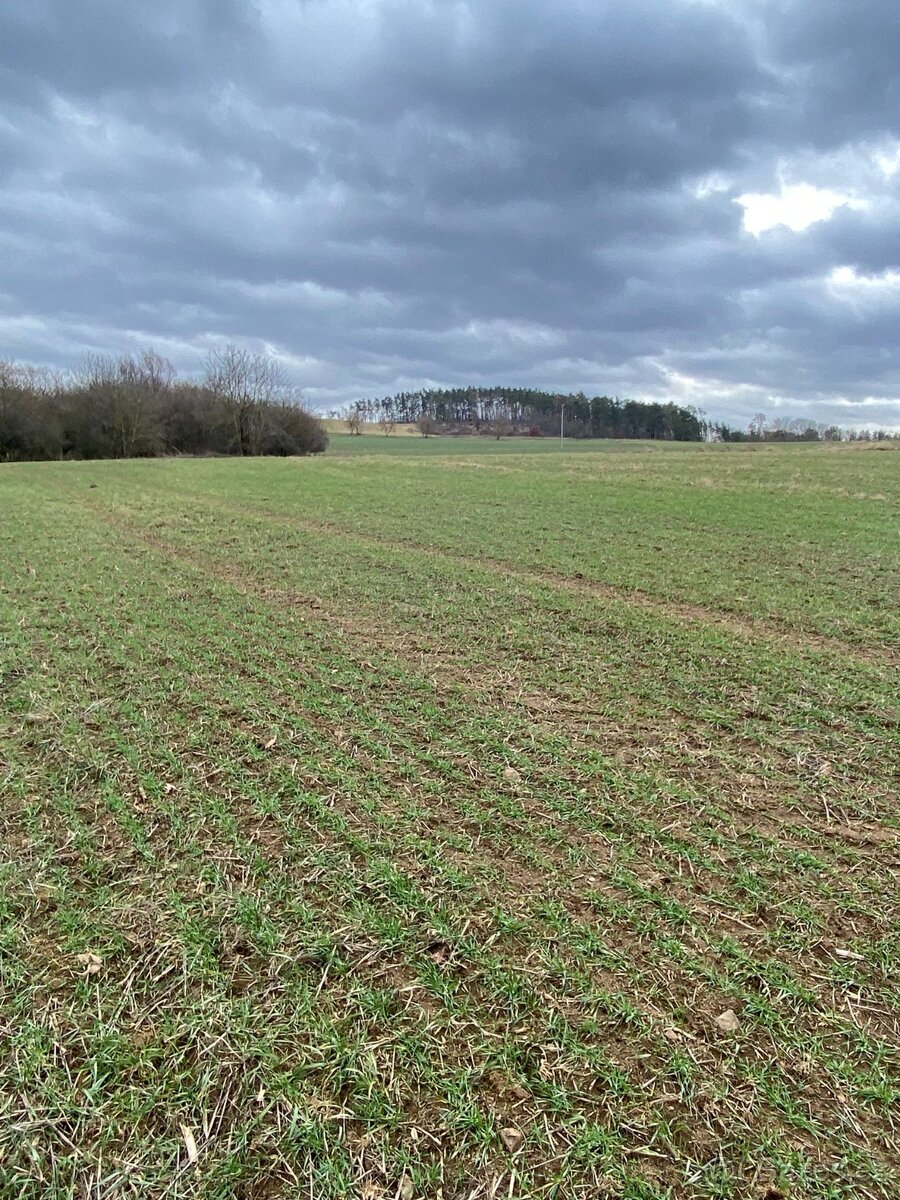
560,401,565,444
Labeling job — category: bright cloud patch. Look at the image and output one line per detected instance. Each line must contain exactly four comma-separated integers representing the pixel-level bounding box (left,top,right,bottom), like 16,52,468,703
829,265,900,292
736,184,864,235
875,141,900,178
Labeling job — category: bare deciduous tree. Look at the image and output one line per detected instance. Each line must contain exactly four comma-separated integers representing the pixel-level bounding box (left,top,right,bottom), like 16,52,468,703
204,345,293,455
76,349,175,458
345,401,365,436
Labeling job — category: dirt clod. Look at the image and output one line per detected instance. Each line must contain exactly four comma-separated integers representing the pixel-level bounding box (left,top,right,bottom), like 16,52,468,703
500,1126,524,1152
714,1009,741,1033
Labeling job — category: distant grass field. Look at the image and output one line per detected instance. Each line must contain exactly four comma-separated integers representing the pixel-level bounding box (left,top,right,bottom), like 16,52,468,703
322,419,423,437
1,437,898,1199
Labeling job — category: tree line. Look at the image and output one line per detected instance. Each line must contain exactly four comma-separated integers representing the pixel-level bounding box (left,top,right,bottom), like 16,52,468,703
0,347,327,462
4,358,896,462
340,387,899,443
340,387,708,440
710,412,898,443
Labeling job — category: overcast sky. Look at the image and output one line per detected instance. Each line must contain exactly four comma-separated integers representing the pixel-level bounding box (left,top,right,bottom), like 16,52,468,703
2,1,899,427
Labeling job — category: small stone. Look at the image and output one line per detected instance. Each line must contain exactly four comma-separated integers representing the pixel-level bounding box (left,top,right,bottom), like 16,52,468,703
500,1126,524,1152
714,1008,741,1033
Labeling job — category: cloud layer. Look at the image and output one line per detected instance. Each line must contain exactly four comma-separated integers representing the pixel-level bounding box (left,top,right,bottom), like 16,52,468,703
2,0,899,426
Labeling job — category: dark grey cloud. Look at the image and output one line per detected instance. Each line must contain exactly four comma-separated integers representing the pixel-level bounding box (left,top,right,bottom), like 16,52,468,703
763,0,900,147
1,0,899,427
